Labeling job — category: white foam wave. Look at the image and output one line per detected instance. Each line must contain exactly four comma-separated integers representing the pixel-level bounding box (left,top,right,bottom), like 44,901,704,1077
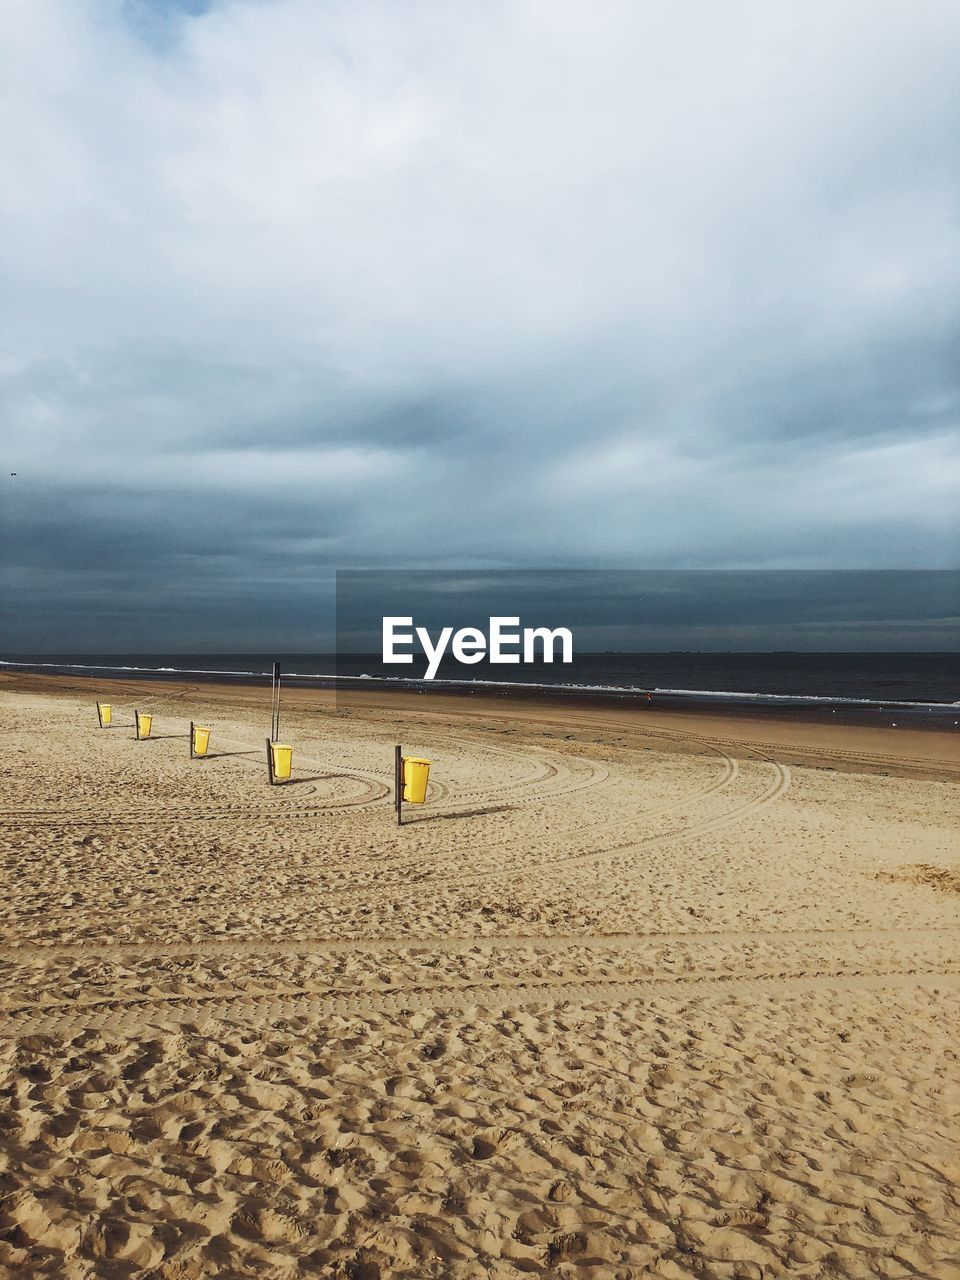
0,659,953,711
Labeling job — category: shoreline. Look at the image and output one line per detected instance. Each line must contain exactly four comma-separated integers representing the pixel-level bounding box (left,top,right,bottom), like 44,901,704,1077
4,669,957,779
1,658,955,725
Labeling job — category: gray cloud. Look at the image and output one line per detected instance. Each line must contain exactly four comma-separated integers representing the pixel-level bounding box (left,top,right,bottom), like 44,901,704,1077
336,570,960,654
1,0,958,649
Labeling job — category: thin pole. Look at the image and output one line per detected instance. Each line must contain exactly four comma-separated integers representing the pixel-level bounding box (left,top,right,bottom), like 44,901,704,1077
135,708,140,740
266,737,274,785
271,660,281,741
190,720,194,759
395,745,402,825
270,662,276,741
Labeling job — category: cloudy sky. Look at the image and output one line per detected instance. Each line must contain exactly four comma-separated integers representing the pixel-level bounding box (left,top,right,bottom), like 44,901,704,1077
1,0,958,650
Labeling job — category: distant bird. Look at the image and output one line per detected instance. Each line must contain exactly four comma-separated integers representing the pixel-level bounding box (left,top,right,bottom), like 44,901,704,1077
9,473,15,477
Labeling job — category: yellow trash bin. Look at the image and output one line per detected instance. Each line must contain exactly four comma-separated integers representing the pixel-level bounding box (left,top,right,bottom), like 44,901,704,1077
137,712,153,740
192,725,211,757
270,742,293,782
403,756,431,804
97,703,112,728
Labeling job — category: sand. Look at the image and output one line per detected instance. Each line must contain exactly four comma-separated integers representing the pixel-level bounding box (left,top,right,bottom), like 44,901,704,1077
0,673,957,1279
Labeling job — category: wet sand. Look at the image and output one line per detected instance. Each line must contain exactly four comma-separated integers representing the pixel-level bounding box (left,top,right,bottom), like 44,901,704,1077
0,673,958,1278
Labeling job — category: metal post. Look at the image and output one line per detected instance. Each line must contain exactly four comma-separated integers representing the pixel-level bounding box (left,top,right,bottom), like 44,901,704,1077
190,721,195,759
135,708,140,741
266,737,275,785
275,662,281,741
97,703,103,729
395,745,403,825
271,661,281,742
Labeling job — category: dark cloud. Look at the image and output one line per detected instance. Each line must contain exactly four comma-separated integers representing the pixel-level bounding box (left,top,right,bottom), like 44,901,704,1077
1,0,958,650
336,570,960,654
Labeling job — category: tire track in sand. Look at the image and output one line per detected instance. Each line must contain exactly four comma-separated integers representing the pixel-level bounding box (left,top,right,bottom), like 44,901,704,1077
4,923,951,964
2,967,957,1038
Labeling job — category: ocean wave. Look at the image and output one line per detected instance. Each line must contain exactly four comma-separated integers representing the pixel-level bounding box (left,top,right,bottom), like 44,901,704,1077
1,657,953,711
0,659,272,678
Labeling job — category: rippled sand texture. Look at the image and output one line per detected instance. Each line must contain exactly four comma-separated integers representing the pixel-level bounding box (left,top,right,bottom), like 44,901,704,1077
0,680,958,1279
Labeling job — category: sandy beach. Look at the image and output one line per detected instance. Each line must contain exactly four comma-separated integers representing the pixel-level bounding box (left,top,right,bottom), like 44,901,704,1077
0,673,958,1279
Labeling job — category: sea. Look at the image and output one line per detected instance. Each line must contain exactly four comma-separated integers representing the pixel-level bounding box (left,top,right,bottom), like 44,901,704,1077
2,652,957,729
